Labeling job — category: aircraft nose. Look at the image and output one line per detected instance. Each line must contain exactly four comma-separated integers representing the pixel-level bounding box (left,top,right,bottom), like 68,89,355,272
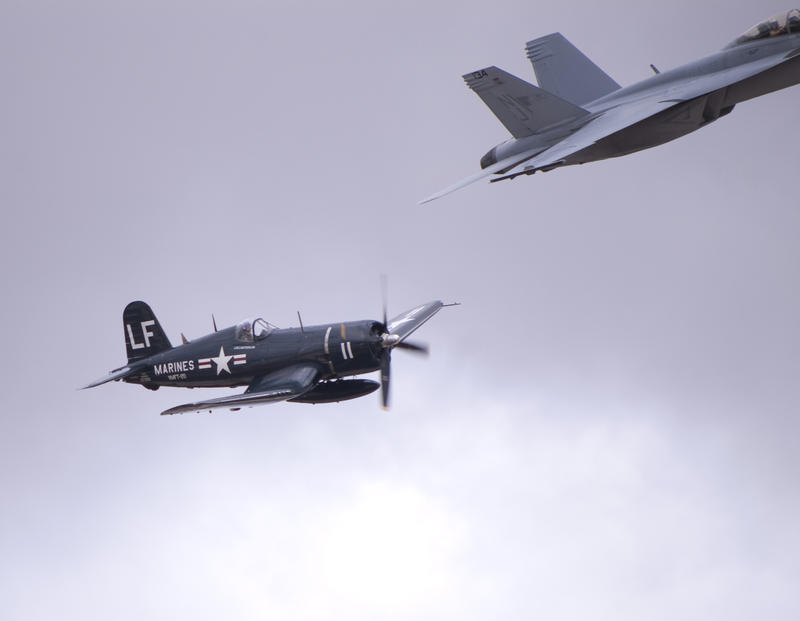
480,146,498,169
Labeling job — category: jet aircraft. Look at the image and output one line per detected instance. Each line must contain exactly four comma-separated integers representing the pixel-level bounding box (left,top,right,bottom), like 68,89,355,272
83,299,453,415
421,9,800,202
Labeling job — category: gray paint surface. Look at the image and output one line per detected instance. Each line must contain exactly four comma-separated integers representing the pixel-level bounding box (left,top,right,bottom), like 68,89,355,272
425,11,800,200
2,2,800,620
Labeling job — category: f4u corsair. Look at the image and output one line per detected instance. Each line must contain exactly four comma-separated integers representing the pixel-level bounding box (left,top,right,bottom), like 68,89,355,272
422,9,800,202
84,300,452,415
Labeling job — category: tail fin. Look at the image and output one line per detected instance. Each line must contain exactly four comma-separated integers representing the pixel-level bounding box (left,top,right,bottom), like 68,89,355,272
463,66,588,138
525,33,620,106
123,301,172,363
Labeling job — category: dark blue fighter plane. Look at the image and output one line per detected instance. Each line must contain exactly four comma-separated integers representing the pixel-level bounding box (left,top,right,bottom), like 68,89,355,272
84,300,453,415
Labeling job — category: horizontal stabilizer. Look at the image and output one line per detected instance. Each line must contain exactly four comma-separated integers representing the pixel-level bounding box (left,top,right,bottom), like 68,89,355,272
526,33,620,106
82,365,137,389
463,66,588,138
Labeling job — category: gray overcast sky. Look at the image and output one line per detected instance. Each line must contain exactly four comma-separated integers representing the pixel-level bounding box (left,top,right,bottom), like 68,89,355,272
2,1,800,619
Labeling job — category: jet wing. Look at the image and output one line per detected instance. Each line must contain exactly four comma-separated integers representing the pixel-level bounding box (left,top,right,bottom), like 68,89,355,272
496,96,679,178
160,363,323,415
387,300,445,343
421,96,675,197
497,48,798,179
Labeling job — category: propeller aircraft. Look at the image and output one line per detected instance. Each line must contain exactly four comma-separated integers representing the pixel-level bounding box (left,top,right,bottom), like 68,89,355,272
422,9,800,202
83,299,454,415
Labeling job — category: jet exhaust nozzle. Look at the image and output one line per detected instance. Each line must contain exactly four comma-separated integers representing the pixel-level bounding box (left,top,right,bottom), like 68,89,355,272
480,147,498,169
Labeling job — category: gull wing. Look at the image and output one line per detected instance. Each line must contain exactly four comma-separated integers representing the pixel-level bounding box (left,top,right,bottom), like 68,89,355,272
387,300,445,343
160,363,323,415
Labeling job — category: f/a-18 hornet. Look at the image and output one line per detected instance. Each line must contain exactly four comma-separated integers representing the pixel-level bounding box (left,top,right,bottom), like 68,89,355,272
84,299,454,415
422,9,800,202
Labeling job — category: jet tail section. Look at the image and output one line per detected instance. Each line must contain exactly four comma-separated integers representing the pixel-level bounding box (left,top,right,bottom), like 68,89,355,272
526,33,620,106
122,301,172,363
463,66,588,138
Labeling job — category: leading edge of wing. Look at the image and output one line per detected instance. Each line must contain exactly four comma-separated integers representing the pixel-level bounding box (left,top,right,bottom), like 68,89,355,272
160,363,323,415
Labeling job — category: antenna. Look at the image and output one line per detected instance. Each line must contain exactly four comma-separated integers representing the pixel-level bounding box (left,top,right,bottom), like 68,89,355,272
212,314,218,332
297,311,304,333
650,64,660,75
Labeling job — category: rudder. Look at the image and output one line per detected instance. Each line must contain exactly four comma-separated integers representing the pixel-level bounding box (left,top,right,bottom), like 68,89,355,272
122,301,172,363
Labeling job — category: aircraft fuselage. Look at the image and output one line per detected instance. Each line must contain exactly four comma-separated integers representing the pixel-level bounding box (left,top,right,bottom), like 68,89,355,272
123,320,384,390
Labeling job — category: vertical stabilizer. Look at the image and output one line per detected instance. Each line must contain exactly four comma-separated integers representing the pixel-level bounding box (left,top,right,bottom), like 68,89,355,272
122,301,172,363
526,33,620,106
463,66,588,138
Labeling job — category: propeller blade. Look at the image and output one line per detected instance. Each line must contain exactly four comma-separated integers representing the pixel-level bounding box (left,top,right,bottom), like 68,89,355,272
380,274,388,327
396,340,429,356
380,351,391,410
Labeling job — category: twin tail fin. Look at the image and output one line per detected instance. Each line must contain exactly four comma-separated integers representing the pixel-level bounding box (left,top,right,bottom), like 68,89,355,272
463,34,621,139
525,33,620,106
463,66,588,138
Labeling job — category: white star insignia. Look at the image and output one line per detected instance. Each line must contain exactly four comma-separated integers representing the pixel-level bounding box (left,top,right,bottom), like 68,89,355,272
211,346,233,375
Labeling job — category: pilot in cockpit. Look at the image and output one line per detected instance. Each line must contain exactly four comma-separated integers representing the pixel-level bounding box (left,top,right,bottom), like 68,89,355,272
731,10,800,47
237,321,253,341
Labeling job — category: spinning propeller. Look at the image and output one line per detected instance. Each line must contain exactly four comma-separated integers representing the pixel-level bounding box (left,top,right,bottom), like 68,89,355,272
376,279,438,410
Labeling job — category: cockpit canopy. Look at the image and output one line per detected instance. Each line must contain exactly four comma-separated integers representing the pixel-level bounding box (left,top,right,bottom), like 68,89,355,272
235,317,276,342
728,9,800,47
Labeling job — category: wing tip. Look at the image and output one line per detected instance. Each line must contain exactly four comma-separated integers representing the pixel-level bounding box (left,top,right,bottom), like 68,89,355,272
418,192,444,205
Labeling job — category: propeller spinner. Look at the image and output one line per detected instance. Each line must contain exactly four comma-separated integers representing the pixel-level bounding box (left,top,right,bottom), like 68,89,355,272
375,281,442,410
